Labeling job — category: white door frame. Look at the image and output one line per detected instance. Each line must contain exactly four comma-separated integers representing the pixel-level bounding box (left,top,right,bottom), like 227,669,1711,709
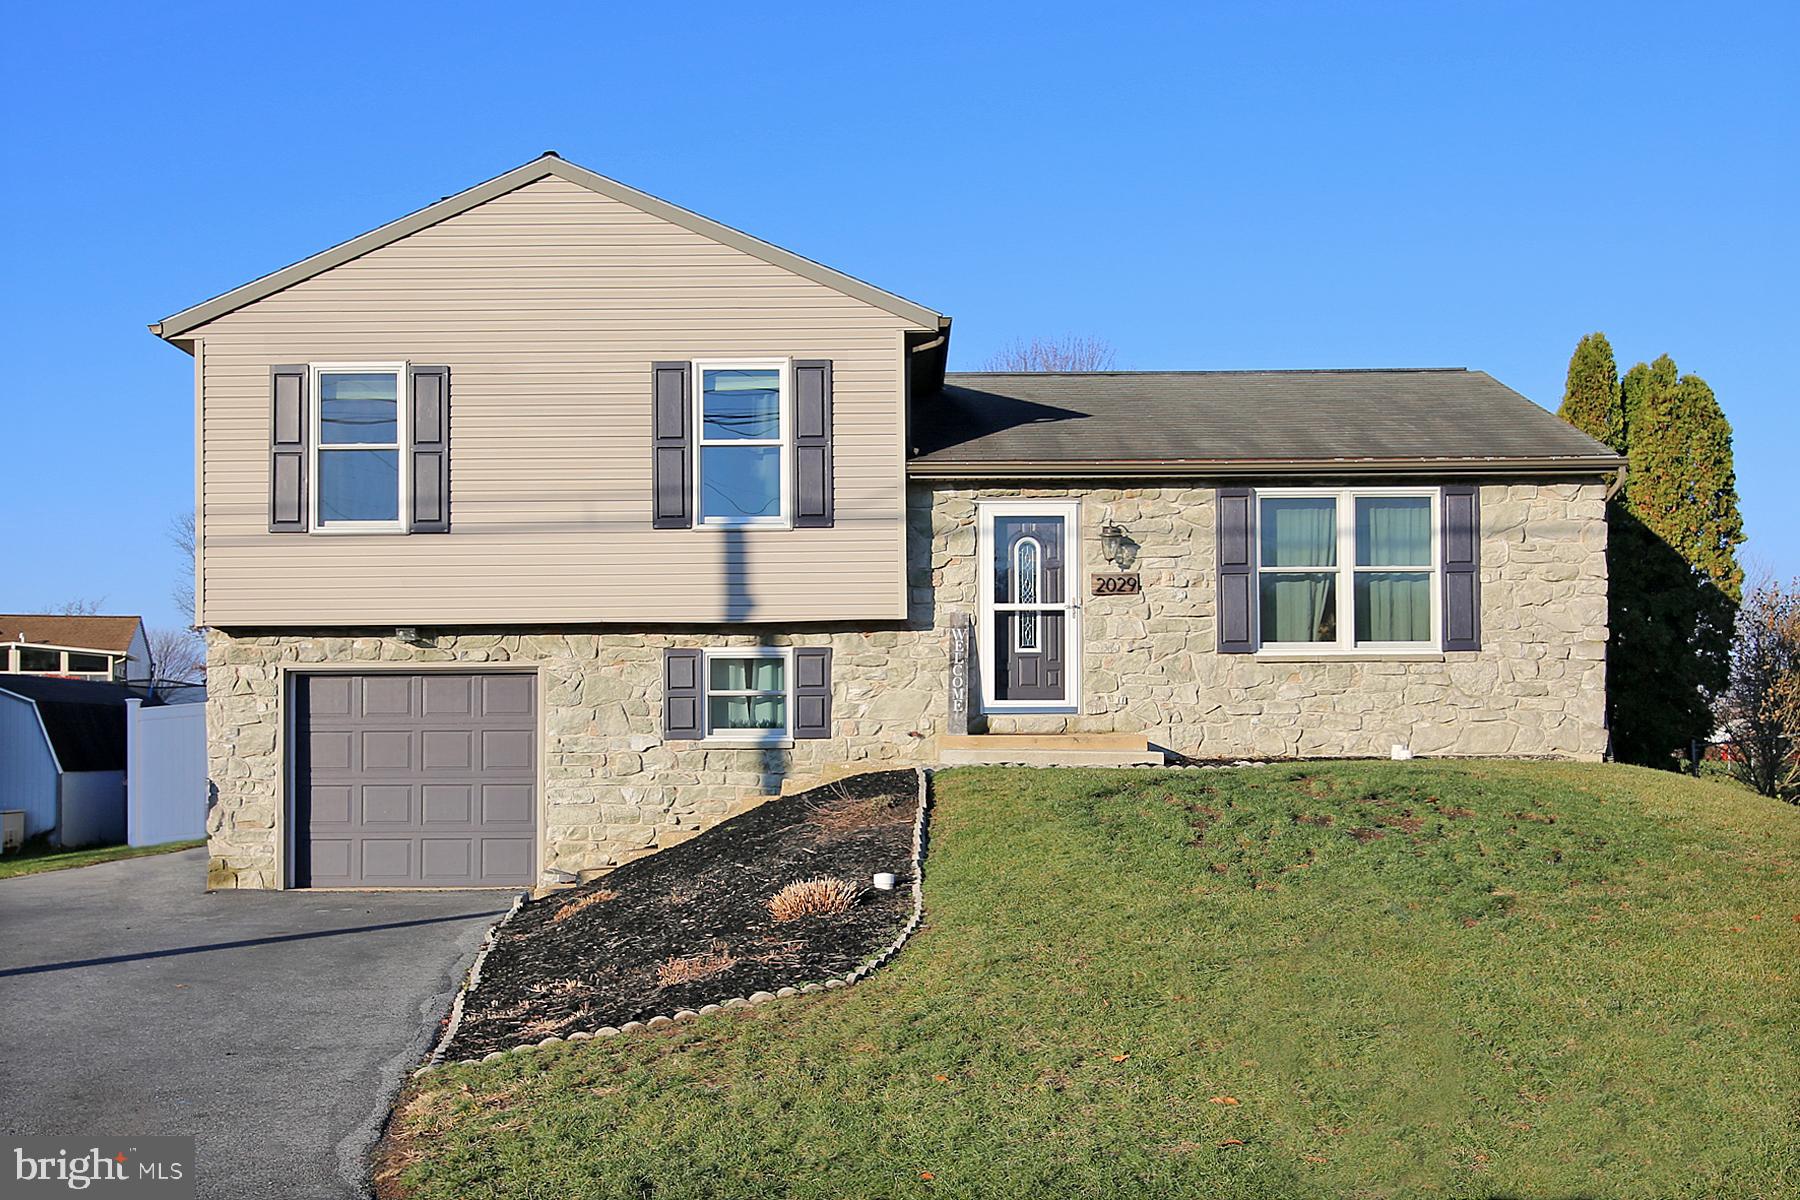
975,499,1082,714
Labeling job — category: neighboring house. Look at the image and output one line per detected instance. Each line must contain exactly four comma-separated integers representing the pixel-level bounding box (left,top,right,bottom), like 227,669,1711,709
0,678,133,846
0,614,150,683
149,154,1622,891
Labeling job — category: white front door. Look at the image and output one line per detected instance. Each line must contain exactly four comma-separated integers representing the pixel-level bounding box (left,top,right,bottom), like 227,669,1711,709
976,500,1081,713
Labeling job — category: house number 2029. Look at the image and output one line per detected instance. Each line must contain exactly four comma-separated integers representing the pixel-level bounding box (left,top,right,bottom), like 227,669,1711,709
1090,572,1142,596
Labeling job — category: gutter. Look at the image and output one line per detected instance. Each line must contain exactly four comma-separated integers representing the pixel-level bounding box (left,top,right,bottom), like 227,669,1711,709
905,455,1628,480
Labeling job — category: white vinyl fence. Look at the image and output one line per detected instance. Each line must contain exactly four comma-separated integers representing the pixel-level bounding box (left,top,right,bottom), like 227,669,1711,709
126,698,208,846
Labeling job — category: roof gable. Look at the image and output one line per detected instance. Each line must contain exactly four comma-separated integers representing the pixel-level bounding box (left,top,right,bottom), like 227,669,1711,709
151,154,946,342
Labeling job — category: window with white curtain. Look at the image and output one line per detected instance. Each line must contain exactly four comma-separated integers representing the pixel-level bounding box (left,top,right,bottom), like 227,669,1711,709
1256,489,1438,650
704,649,790,742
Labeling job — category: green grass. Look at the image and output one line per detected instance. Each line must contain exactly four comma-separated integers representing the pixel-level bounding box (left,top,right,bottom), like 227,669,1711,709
385,763,1799,1199
0,836,204,879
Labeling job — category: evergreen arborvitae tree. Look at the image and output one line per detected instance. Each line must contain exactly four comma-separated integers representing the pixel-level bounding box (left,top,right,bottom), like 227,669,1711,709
1607,352,1745,767
1557,332,1625,451
1621,358,1744,600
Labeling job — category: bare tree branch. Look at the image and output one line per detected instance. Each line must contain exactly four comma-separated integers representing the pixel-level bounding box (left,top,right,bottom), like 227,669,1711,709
981,335,1118,373
47,597,108,615
146,626,207,685
171,511,196,622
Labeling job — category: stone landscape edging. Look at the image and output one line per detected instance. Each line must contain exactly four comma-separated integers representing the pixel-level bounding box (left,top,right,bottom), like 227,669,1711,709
421,765,932,1072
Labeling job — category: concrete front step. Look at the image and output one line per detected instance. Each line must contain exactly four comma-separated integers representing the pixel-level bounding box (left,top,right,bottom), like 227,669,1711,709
938,733,1166,768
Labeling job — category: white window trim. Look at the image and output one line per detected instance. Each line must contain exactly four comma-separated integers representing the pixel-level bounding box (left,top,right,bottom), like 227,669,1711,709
701,646,794,747
2,644,117,677
976,499,1082,714
691,358,793,531
308,362,410,535
1253,486,1441,656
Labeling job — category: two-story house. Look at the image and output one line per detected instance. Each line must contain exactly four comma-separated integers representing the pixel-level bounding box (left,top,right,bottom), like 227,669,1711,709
151,154,1620,890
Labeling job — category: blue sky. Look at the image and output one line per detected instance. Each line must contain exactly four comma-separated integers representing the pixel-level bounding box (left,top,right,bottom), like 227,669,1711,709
2,1,1793,632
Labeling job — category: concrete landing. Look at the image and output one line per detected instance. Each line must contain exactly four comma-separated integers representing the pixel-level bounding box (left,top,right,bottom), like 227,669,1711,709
938,733,1166,768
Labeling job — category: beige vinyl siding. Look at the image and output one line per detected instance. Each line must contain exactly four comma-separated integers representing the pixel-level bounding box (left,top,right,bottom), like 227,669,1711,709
191,177,922,626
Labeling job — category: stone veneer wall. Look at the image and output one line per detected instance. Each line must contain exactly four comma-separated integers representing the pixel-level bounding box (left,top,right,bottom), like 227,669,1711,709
203,480,1607,887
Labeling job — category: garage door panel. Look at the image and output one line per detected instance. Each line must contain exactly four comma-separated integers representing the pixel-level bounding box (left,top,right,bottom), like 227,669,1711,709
480,729,533,771
422,675,474,716
309,731,354,772
296,672,536,887
360,839,413,881
309,839,354,884
422,730,474,771
362,675,414,716
481,784,534,825
422,785,474,825
421,839,474,882
361,731,413,771
309,785,354,825
481,839,533,882
360,785,414,825
482,675,534,716
307,676,354,716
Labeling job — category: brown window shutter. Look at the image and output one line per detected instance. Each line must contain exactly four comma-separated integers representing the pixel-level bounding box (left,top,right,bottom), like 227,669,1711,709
409,366,450,532
269,365,308,532
792,360,834,528
1215,487,1254,652
651,362,693,529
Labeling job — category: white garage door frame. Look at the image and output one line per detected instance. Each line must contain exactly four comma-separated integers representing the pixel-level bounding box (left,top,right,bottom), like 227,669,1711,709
278,662,547,890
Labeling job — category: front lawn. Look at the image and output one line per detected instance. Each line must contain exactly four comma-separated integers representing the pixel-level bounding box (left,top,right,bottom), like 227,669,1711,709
383,762,1798,1199
0,837,205,880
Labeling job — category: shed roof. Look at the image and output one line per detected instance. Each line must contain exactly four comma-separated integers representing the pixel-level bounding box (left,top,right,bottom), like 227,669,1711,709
908,369,1623,477
0,614,143,654
0,678,152,772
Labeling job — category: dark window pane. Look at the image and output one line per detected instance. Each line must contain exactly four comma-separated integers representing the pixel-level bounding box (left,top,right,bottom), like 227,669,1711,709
318,449,399,523
1259,498,1337,567
18,647,59,671
699,445,781,521
701,369,781,440
1355,497,1431,566
66,652,110,673
320,372,398,445
1259,572,1337,642
1355,572,1431,642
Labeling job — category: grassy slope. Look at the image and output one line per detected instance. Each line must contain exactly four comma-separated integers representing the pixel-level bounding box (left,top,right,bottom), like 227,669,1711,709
387,763,1798,1200
0,838,204,880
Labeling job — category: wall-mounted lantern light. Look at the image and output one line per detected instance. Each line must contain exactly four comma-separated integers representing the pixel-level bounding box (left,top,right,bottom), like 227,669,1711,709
1099,523,1138,569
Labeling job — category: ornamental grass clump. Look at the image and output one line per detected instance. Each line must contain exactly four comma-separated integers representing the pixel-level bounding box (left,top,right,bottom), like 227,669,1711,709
767,877,860,922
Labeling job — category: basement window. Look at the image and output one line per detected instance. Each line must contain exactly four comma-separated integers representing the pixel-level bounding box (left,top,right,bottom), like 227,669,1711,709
703,649,791,744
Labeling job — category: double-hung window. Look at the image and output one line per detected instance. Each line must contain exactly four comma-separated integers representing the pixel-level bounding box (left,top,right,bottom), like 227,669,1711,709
1256,488,1438,651
312,364,407,531
694,361,789,527
704,648,791,743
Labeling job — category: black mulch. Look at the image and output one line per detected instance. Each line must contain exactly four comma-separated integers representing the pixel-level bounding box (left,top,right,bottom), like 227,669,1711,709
448,768,920,1059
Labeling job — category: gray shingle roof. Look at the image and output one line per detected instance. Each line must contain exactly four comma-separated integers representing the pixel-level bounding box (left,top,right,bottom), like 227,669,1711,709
909,369,1622,475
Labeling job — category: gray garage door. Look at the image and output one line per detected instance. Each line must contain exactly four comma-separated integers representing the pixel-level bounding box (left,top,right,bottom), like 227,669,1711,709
294,672,536,887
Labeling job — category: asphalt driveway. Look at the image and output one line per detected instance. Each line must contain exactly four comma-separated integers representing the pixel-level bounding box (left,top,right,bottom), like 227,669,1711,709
0,849,512,1199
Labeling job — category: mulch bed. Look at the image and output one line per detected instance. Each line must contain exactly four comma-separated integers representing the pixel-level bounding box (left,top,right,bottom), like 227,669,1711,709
446,769,920,1059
